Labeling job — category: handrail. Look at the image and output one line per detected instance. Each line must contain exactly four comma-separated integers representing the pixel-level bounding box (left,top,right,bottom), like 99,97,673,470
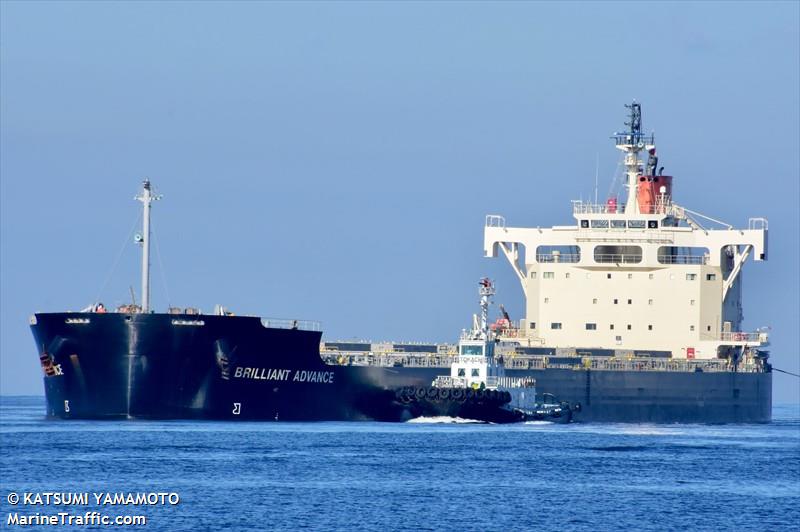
260,318,321,331
485,215,506,228
720,331,767,343
536,254,581,263
321,352,766,373
657,255,708,265
593,253,643,264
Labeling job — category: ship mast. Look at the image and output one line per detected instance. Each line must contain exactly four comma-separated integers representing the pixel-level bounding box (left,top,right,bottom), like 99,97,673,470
135,180,161,313
612,102,655,215
478,278,495,340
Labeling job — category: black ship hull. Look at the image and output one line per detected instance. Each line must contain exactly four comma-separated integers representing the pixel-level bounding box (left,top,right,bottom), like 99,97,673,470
31,312,771,423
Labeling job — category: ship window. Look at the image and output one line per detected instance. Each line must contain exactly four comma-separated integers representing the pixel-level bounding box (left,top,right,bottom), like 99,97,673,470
649,273,654,279
611,220,626,229
628,220,646,229
543,272,555,279
627,273,633,279
531,272,537,279
648,299,653,305
627,324,632,330
648,220,659,229
658,246,709,265
585,323,597,330
529,322,536,329
591,220,609,228
594,245,643,264
544,297,550,304
551,322,562,330
471,369,480,377
613,299,618,304
690,325,695,331
707,325,712,332
706,274,716,281
565,273,570,279
537,246,581,263
580,220,589,228
607,273,612,279
627,299,632,305
461,345,483,356
457,368,465,377
648,325,653,331
690,300,695,306
615,335,622,342
610,324,615,330
592,298,598,304
686,273,697,281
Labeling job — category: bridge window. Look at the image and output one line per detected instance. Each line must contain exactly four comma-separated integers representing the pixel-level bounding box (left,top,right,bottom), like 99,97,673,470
658,246,710,265
628,220,646,229
594,245,643,264
543,272,555,279
536,246,581,263
611,220,626,229
551,323,562,330
706,274,716,281
591,220,609,228
585,323,597,330
686,273,697,280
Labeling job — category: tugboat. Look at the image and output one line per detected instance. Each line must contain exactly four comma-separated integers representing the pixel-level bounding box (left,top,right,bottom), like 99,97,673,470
393,279,580,423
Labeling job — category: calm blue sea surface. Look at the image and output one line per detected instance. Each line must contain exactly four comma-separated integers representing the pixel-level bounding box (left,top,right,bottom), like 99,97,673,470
1,397,798,531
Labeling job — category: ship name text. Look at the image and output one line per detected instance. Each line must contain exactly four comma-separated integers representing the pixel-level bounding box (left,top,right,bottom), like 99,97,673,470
233,367,334,384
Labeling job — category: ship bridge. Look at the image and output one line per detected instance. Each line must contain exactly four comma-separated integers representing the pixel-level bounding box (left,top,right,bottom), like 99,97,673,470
483,103,769,364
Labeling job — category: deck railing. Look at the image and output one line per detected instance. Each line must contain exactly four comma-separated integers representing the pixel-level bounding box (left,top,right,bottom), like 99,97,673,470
321,352,766,373
260,318,321,332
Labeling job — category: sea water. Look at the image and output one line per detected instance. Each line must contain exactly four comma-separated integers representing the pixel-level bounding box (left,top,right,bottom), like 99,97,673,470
1,397,797,531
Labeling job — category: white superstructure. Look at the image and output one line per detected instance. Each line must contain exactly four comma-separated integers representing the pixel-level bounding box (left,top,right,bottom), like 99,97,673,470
484,103,769,362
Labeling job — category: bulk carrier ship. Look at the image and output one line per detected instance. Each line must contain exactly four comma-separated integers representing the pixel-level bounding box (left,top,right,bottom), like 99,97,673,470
30,103,772,422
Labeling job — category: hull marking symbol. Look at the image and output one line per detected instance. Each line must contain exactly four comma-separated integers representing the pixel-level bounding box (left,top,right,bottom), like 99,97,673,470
232,402,241,415
64,400,70,413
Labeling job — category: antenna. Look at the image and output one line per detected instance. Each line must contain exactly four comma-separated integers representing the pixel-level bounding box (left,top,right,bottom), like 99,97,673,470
612,102,655,215
594,152,599,205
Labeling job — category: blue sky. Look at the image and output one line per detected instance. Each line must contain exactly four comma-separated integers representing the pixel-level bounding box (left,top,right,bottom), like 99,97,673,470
1,1,798,403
